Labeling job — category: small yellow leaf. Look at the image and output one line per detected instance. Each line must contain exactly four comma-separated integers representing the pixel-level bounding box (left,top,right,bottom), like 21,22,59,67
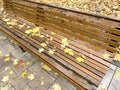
0,50,2,55
1,76,9,83
40,43,47,47
51,31,56,35
103,53,110,59
42,64,52,71
115,72,120,77
1,85,8,90
38,48,44,53
13,59,18,65
76,57,84,62
24,88,29,90
61,38,68,44
53,83,61,90
41,77,44,85
33,27,40,33
114,54,120,61
21,70,28,78
9,70,14,75
64,48,74,56
49,49,54,55
4,57,10,62
5,54,10,57
25,29,32,34
27,74,34,80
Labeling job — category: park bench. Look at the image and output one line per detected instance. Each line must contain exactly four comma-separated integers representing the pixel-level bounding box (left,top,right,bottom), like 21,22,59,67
0,0,120,89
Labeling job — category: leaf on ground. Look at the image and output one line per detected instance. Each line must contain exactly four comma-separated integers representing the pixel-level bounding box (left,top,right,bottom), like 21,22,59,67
76,57,84,62
53,83,61,90
13,59,19,65
21,70,28,78
25,29,32,34
1,76,9,83
0,50,2,55
42,64,52,71
1,85,8,90
24,87,29,90
27,74,34,80
114,54,120,61
17,60,25,67
9,70,14,75
40,43,47,47
115,72,120,77
4,57,11,62
5,54,10,57
38,48,44,53
103,53,110,59
41,76,44,85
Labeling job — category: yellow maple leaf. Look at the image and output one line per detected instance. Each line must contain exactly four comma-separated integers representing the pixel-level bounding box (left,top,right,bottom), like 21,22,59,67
64,48,74,56
114,54,120,61
32,27,40,33
41,77,44,85
9,70,14,75
103,53,110,59
115,72,120,77
40,43,47,47
5,54,10,57
61,38,68,44
13,59,18,65
25,29,32,34
27,74,34,80
38,48,44,53
53,83,61,90
24,87,29,90
76,57,84,62
21,70,28,78
49,49,54,55
4,57,11,62
1,76,9,83
0,50,2,55
42,64,52,71
51,31,56,35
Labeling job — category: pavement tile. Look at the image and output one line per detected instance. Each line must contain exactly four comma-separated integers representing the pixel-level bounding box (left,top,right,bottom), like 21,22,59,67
27,65,55,90
48,76,77,90
0,66,17,86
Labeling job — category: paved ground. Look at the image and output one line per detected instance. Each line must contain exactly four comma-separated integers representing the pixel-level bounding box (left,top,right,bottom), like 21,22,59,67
0,31,120,90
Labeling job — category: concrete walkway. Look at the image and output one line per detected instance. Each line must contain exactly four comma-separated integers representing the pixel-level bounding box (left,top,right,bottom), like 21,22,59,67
0,31,120,90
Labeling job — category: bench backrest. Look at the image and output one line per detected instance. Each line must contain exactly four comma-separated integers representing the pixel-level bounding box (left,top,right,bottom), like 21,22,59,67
3,0,120,53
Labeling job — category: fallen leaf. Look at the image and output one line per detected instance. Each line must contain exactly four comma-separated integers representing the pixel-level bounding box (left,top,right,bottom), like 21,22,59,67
42,64,52,71
38,48,44,53
1,85,8,90
9,70,14,75
64,48,74,56
114,54,120,61
40,43,47,47
27,74,34,80
115,72,120,77
24,87,29,90
76,57,84,62
53,83,61,90
17,60,25,67
49,49,54,55
1,76,9,83
13,59,19,65
5,54,10,57
21,70,28,78
51,31,56,35
0,50,2,55
41,77,44,85
103,53,110,59
4,57,11,62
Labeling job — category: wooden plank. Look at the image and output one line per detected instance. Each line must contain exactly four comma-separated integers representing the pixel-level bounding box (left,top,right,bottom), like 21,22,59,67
0,25,89,90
